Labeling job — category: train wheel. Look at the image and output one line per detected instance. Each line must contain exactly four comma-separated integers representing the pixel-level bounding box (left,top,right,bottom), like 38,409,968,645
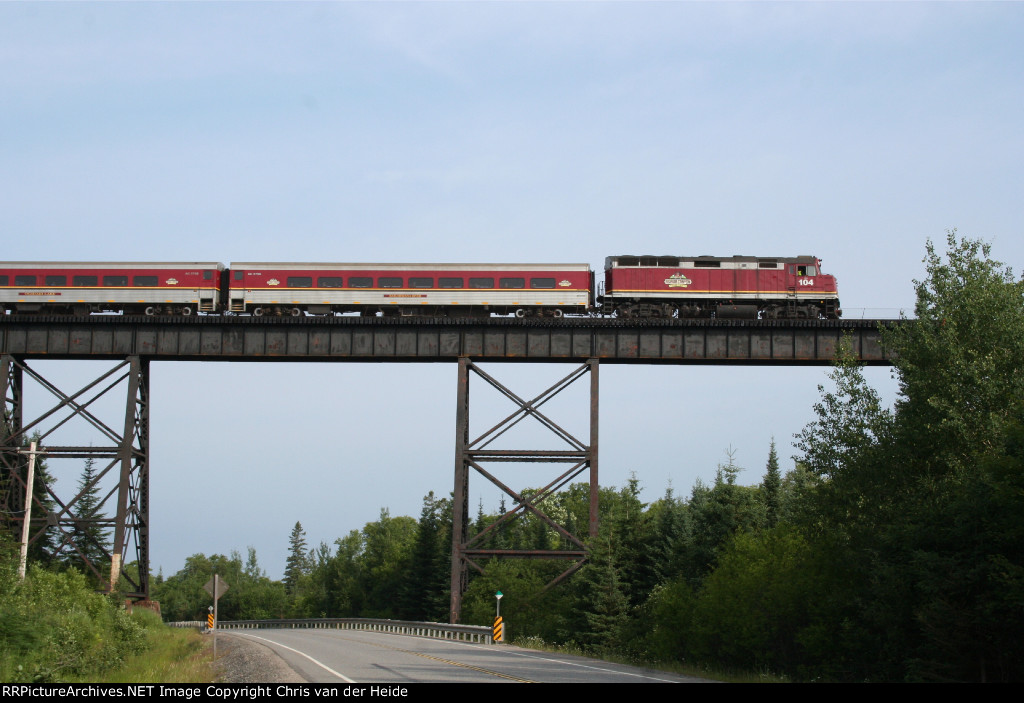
290,307,302,317
253,307,264,317
144,306,157,316
551,309,563,318
181,307,193,316
515,309,527,318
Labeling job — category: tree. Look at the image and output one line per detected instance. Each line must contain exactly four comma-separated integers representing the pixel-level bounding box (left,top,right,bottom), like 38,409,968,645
284,521,310,595
884,232,1024,470
62,457,110,582
790,232,1024,681
400,492,450,621
761,439,781,528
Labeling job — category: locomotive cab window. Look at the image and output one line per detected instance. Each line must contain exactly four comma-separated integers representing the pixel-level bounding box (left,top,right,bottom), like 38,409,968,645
499,277,525,289
378,277,403,288
349,277,372,288
133,276,158,287
409,277,434,289
439,277,464,289
15,275,37,286
103,276,128,287
45,275,67,286
73,275,98,286
317,277,344,288
530,278,556,289
469,277,494,289
287,277,313,288
796,265,816,276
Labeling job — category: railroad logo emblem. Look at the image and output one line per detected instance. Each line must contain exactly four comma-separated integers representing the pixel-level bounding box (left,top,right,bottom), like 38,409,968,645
664,273,692,288
267,279,281,286
166,278,178,285
558,280,571,287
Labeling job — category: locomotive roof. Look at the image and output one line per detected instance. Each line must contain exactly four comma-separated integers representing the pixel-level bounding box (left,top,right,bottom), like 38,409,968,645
605,255,821,266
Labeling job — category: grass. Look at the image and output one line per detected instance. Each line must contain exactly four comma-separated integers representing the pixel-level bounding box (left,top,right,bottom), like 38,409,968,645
66,611,217,684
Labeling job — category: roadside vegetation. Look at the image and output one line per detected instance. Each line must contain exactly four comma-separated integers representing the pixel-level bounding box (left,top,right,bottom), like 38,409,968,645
6,233,1022,682
0,537,213,683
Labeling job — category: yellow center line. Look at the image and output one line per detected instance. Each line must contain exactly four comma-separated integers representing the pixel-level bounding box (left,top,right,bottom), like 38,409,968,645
365,639,535,683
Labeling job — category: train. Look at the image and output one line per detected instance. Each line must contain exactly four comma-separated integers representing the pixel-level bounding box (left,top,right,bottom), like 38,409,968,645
0,256,841,320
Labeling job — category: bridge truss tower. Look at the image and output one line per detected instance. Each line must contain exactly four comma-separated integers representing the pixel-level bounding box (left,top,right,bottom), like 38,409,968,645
1,355,150,598
450,358,599,623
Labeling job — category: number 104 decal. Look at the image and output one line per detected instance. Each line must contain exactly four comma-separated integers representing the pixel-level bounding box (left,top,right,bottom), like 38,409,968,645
798,278,815,286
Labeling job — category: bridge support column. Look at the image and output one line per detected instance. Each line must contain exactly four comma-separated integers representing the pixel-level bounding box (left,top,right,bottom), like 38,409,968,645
0,356,150,598
449,358,599,624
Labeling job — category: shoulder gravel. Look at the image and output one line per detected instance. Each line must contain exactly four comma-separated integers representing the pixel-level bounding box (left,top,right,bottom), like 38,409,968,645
214,633,306,683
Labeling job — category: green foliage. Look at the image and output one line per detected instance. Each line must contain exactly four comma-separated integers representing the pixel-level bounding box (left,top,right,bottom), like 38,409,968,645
887,232,1024,465
399,492,450,622
688,526,825,674
786,232,1024,681
61,457,111,587
152,551,288,622
0,536,147,682
761,440,781,528
284,521,310,596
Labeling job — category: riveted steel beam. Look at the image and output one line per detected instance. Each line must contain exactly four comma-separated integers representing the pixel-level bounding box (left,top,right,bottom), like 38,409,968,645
0,316,894,364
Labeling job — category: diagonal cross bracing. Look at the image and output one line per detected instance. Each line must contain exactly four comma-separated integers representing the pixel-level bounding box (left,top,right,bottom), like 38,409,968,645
0,356,150,598
450,358,599,623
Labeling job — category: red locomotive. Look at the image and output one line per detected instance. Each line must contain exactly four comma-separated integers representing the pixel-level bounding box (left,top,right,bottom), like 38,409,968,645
0,256,841,319
602,255,840,319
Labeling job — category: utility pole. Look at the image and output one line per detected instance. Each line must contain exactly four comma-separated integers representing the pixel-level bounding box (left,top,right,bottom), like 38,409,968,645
18,440,45,580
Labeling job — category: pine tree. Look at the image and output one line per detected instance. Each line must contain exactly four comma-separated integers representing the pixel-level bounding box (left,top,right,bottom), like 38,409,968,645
64,456,110,579
762,439,782,528
284,521,309,595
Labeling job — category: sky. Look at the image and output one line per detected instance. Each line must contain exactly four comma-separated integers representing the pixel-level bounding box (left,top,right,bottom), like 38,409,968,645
3,1,1023,581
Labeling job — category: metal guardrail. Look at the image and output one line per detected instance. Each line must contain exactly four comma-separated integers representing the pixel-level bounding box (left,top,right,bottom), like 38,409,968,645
168,617,495,644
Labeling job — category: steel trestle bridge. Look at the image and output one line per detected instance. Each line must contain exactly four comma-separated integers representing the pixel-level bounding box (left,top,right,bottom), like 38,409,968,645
1,315,895,620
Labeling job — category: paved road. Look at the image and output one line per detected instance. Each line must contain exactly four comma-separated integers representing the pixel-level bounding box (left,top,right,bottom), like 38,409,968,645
224,629,706,683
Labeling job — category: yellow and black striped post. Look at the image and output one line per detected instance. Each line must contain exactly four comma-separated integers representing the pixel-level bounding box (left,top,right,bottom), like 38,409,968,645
493,615,503,643
207,613,215,630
